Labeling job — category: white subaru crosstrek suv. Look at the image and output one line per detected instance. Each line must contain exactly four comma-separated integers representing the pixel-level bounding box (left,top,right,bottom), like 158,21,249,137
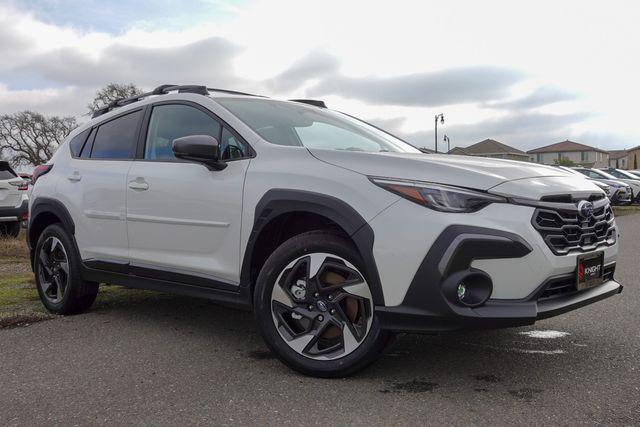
28,85,622,377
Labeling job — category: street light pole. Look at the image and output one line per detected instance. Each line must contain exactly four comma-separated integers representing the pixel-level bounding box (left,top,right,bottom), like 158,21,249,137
443,135,450,153
434,113,444,153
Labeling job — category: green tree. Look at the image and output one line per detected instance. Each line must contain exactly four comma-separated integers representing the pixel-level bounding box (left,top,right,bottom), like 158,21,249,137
553,157,575,166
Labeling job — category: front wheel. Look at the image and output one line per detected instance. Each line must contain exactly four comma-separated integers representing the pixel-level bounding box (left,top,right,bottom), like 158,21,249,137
253,231,393,378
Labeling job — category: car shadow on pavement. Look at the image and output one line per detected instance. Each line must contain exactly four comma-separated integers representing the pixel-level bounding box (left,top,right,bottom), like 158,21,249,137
87,291,606,394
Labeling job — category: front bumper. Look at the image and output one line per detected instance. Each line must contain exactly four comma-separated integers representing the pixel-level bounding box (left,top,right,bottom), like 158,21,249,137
368,199,621,333
610,188,632,205
377,279,622,332
0,199,27,222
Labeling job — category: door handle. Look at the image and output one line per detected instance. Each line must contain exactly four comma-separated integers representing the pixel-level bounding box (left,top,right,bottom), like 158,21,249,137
128,180,149,191
67,171,82,182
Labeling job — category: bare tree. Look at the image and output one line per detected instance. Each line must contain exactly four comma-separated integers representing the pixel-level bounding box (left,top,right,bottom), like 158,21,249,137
0,111,77,167
88,83,143,114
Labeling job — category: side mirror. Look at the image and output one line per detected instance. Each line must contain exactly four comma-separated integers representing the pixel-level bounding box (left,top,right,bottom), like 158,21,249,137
172,135,227,171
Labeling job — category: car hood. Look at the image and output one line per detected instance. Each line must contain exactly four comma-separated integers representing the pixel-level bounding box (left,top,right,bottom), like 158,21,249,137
309,149,566,190
593,178,628,188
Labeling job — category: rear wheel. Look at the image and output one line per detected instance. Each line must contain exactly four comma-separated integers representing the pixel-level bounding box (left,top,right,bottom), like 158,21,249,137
253,231,393,377
34,224,99,315
0,221,20,238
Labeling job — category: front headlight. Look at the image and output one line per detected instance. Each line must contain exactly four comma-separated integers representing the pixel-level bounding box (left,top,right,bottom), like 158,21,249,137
370,177,507,213
591,181,610,194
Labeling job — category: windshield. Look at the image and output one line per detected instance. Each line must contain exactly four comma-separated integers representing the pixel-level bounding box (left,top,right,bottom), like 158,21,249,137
593,169,618,180
216,98,420,153
609,169,639,180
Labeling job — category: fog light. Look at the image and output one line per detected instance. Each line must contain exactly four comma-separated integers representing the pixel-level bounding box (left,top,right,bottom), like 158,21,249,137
443,270,493,308
457,283,466,300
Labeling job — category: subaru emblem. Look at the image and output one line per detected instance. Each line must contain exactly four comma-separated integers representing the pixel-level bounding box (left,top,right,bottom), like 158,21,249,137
577,200,594,218
316,300,328,312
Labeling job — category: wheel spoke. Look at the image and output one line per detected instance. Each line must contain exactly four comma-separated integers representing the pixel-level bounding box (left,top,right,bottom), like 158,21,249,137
301,321,331,354
49,238,61,256
41,280,52,296
59,261,69,275
287,333,316,353
342,322,361,355
53,275,65,301
272,283,294,307
316,260,364,294
308,253,326,278
39,252,52,276
342,281,370,298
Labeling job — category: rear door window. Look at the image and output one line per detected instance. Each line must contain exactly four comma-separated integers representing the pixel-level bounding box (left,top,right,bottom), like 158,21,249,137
91,110,143,159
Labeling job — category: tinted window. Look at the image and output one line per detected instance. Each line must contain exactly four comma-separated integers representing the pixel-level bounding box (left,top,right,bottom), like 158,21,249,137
91,110,142,159
220,127,248,160
69,128,91,157
145,105,221,161
583,170,605,179
0,163,17,180
80,128,96,158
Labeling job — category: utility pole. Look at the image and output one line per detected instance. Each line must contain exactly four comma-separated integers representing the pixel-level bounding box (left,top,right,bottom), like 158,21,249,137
443,135,450,153
434,113,444,153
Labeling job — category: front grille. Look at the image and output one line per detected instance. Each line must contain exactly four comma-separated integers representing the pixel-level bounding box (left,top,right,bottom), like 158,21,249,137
538,264,615,300
532,204,616,255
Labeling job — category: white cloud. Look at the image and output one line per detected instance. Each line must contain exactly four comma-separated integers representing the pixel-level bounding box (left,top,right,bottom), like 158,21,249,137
0,0,639,150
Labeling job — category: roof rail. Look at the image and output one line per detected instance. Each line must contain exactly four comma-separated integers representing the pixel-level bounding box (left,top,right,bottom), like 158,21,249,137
207,87,266,97
91,84,210,118
289,99,327,108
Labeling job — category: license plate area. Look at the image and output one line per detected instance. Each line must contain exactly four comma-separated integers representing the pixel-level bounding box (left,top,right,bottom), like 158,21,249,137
576,251,604,291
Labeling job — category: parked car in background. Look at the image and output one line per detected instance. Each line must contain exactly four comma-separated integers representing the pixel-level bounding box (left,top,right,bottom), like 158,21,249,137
628,170,640,178
554,166,626,204
553,166,611,198
0,161,29,238
600,168,640,203
572,167,633,205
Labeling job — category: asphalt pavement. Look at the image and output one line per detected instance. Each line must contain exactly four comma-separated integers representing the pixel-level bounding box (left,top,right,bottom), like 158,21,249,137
1,215,639,425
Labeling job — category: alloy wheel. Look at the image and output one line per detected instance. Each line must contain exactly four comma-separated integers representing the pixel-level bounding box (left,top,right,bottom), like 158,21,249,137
37,236,70,304
270,253,373,360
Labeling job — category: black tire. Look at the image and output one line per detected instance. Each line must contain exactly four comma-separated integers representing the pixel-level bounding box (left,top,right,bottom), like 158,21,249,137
253,230,394,378
0,221,20,238
34,224,99,315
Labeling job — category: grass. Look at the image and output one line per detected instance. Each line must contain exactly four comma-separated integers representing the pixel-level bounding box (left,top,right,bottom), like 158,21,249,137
613,205,640,216
0,231,167,329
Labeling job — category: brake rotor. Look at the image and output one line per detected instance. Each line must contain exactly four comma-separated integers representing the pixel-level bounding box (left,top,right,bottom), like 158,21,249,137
319,270,359,339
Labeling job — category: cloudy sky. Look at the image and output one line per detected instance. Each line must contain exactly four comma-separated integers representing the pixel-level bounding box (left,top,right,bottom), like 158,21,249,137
1,0,639,151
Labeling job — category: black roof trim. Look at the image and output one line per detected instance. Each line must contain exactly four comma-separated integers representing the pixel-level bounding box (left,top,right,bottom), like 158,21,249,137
92,84,214,118
207,88,265,97
289,99,327,108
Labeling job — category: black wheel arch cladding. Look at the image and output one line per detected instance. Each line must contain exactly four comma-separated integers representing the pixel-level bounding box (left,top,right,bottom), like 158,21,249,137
241,189,386,305
28,197,77,267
